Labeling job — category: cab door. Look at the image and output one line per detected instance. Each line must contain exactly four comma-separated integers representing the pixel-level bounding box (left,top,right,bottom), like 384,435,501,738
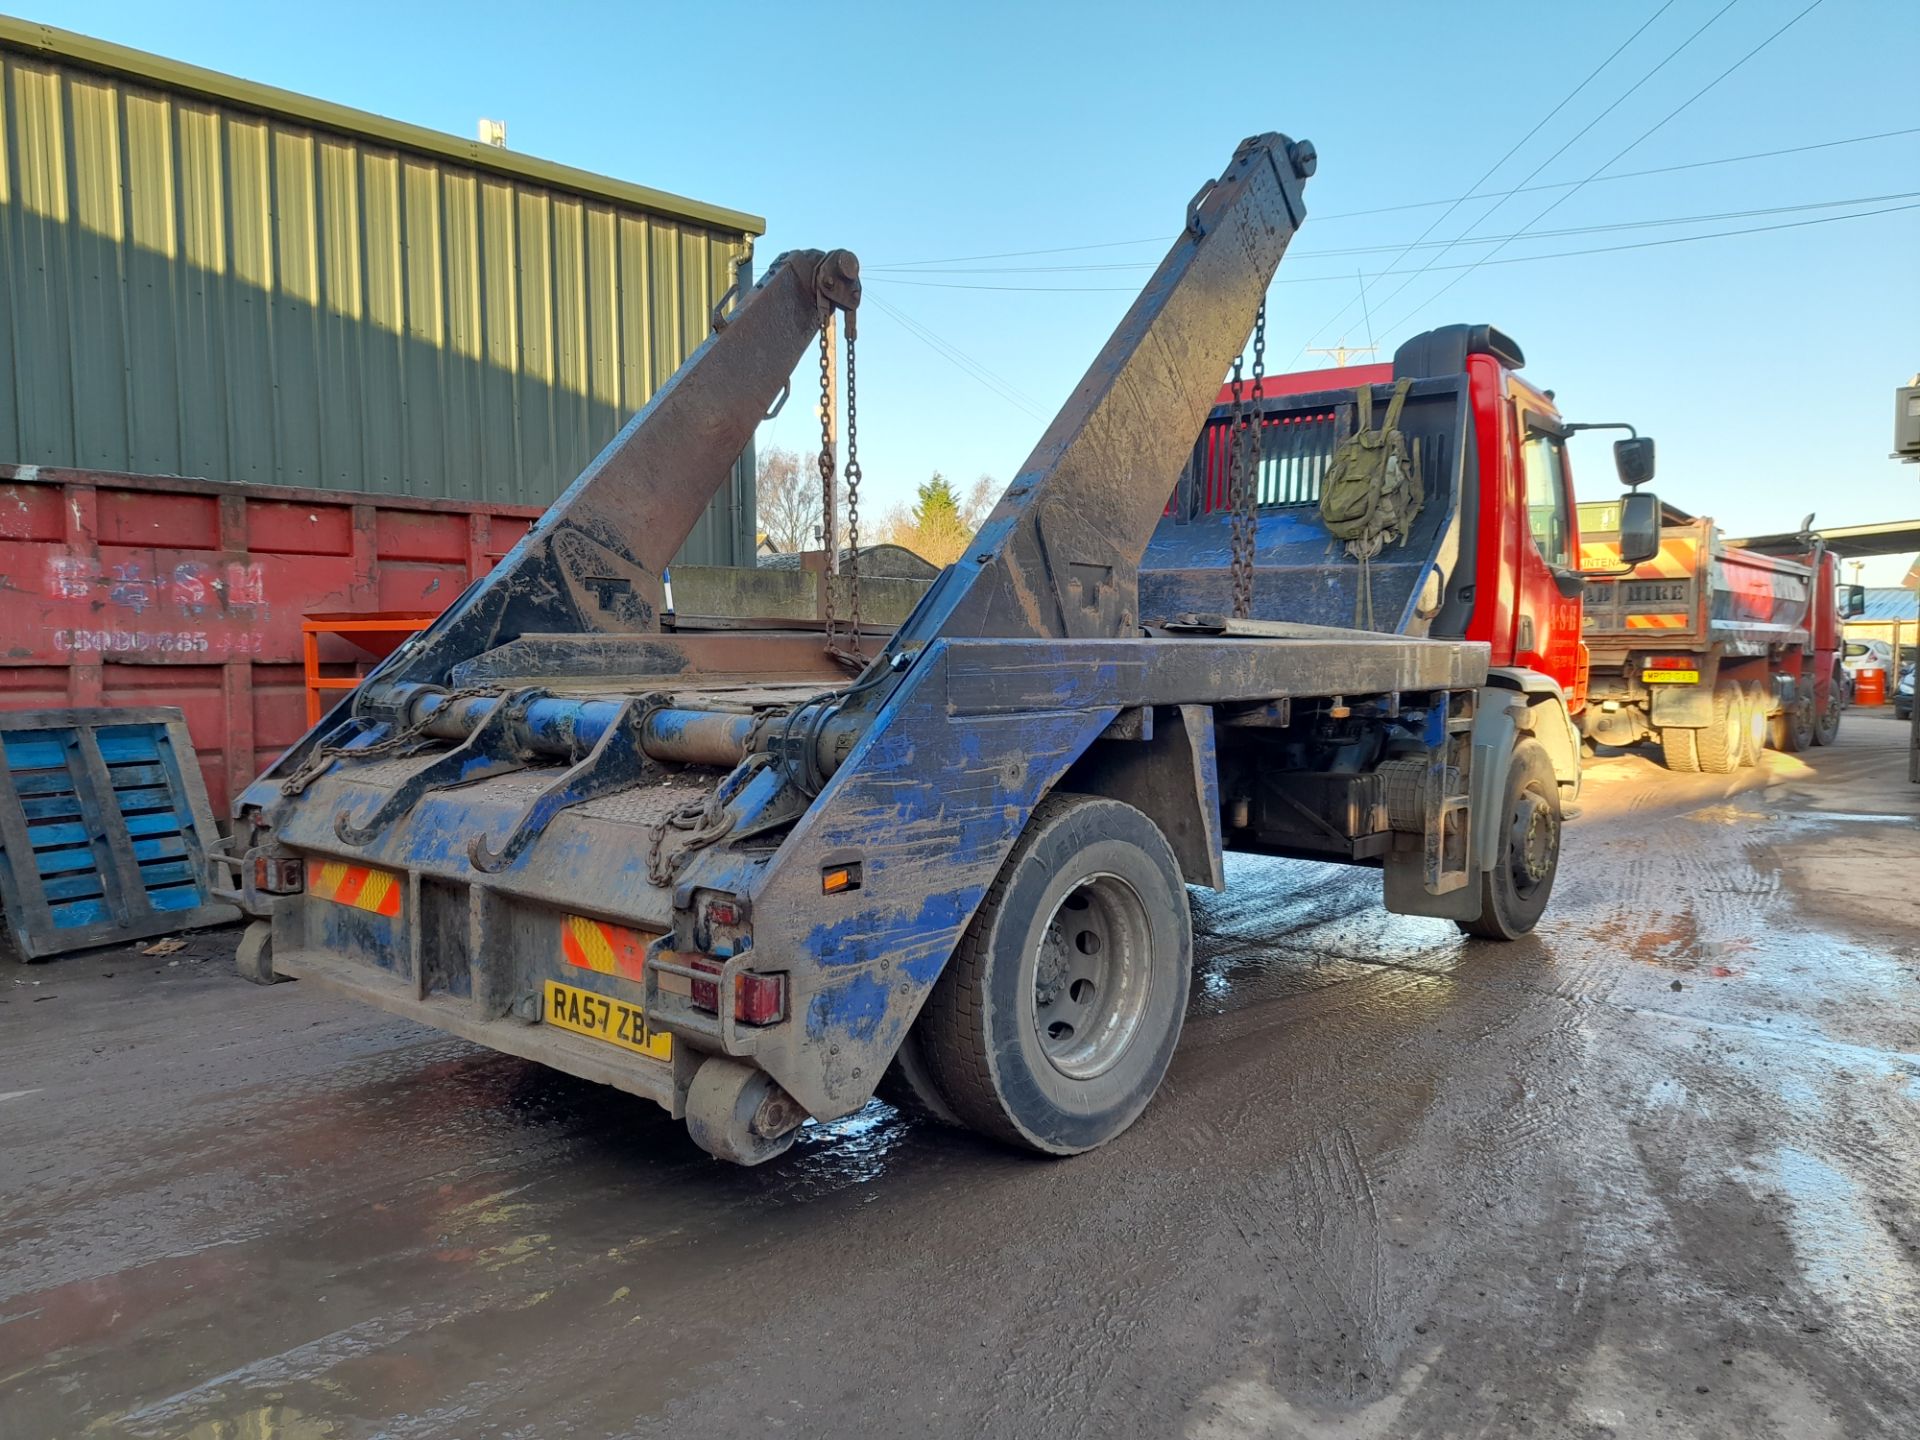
1512,405,1584,697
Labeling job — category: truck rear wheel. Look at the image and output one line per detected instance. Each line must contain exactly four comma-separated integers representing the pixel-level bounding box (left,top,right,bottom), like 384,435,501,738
1458,739,1560,941
1659,727,1702,773
1771,687,1814,752
1695,685,1744,774
1740,682,1769,767
1811,663,1844,746
917,794,1192,1155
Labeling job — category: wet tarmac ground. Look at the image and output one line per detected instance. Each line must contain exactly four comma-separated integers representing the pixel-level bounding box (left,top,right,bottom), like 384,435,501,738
4,718,1918,1439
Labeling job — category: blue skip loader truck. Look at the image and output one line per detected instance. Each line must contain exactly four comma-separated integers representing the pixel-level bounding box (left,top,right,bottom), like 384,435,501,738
222,134,1658,1164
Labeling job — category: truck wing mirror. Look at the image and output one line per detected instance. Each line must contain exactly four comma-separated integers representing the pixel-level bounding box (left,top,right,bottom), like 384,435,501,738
1613,435,1656,487
1843,583,1868,618
1617,489,1661,565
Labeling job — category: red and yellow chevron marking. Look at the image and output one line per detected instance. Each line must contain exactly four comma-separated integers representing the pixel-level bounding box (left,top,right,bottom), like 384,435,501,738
1578,535,1698,578
1624,613,1689,629
308,859,401,916
561,914,650,983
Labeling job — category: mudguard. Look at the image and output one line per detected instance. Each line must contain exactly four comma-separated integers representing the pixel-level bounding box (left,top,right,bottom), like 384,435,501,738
1488,667,1580,801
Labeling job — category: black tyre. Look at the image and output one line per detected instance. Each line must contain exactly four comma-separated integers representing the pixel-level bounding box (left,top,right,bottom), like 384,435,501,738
1811,664,1843,746
1458,738,1560,941
1659,726,1701,773
1770,683,1814,753
918,794,1192,1155
1695,684,1743,774
1740,681,1769,767
874,1024,964,1128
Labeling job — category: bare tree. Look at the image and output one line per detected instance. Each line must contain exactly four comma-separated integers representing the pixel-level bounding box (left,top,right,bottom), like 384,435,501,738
962,474,1000,529
757,447,823,555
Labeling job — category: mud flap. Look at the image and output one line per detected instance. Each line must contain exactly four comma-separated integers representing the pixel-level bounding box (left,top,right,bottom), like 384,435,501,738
1383,688,1521,923
1650,682,1713,729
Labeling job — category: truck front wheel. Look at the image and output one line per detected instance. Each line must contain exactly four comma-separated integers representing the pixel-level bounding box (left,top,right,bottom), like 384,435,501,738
918,794,1192,1155
1458,739,1560,941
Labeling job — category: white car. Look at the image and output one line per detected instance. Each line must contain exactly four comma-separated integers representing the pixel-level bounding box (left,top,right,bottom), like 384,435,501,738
1843,639,1893,676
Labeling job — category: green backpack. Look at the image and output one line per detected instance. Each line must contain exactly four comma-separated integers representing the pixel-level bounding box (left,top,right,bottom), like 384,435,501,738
1319,377,1423,626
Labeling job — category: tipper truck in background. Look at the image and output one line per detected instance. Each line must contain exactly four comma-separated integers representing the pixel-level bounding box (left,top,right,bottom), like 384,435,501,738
220,134,1660,1166
1576,504,1853,771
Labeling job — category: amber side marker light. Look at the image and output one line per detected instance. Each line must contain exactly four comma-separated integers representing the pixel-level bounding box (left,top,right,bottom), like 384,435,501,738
822,862,863,894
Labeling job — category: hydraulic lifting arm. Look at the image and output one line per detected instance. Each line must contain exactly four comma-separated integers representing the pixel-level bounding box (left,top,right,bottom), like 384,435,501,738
365,249,863,696
253,136,1317,805
886,132,1315,651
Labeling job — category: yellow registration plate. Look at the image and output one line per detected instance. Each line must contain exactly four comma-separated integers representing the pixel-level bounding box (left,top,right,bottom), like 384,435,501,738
544,979,671,1062
1643,670,1699,684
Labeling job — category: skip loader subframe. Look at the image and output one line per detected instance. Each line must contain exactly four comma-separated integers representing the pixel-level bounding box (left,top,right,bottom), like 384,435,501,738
224,133,1556,1165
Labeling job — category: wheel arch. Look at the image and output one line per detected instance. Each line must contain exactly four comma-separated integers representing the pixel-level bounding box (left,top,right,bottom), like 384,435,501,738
1054,704,1224,890
1486,667,1581,801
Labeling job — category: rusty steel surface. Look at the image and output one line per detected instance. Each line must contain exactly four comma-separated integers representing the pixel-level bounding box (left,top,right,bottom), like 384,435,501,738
4,721,1918,1438
0,463,538,817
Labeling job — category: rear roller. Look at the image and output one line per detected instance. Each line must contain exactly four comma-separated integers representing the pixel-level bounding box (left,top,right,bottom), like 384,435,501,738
235,920,283,985
684,1058,808,1166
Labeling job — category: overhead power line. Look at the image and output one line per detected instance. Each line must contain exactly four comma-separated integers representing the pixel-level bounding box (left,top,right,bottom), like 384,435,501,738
1312,126,1920,222
863,199,1920,294
1379,0,1830,337
1329,0,1751,361
866,293,1046,421
866,190,1920,274
1291,0,1696,364
867,125,1920,272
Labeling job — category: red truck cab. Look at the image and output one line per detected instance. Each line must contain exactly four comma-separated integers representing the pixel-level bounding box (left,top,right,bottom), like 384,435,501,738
1142,323,1656,801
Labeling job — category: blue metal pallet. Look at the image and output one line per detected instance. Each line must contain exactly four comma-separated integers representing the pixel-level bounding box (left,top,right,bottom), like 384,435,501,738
0,708,236,960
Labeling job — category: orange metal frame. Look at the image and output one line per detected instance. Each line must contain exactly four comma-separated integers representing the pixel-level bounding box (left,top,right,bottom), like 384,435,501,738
302,612,436,725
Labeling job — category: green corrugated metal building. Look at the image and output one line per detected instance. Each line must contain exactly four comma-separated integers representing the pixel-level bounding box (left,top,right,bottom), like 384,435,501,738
0,18,766,565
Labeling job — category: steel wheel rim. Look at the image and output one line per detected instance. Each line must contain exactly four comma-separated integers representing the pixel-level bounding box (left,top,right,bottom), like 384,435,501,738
1029,872,1153,1080
1508,788,1557,899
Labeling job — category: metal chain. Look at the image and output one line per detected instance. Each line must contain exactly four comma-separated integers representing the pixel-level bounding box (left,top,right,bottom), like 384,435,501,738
1224,350,1246,507
842,324,863,656
644,752,776,888
816,323,838,650
278,685,500,796
1229,303,1267,620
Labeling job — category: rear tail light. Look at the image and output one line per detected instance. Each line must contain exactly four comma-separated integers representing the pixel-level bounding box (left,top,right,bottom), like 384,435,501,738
252,856,304,894
684,955,787,1026
1646,655,1692,669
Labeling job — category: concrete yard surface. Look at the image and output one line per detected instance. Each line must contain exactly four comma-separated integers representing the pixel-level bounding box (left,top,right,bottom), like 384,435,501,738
3,719,1917,1439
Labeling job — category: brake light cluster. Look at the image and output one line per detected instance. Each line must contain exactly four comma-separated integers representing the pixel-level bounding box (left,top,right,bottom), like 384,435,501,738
683,955,788,1027
684,894,785,1026
1645,655,1693,669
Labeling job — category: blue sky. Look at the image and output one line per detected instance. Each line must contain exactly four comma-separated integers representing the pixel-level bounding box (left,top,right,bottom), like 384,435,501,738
44,0,1920,582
